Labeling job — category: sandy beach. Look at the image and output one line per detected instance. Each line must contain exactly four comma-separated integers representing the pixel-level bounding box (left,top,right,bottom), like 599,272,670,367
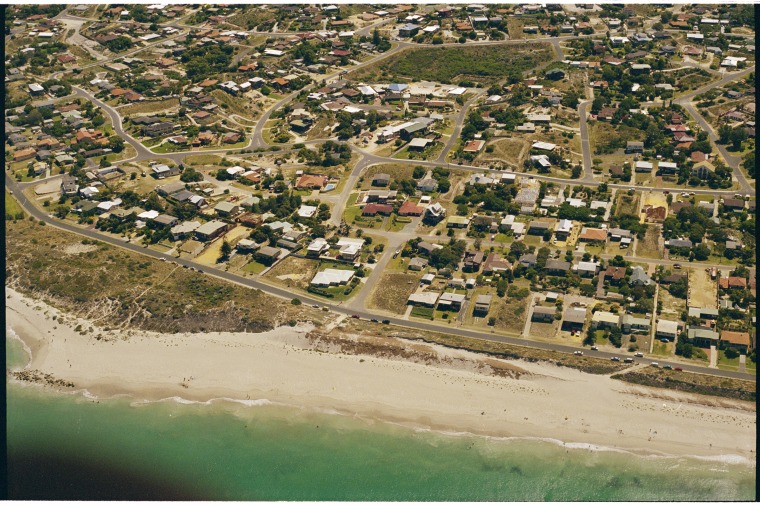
5,287,756,463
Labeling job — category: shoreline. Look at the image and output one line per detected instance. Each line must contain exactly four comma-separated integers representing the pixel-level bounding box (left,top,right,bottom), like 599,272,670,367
5,287,756,464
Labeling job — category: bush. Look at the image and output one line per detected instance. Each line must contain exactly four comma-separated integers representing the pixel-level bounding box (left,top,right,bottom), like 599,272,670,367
724,347,740,359
291,298,301,305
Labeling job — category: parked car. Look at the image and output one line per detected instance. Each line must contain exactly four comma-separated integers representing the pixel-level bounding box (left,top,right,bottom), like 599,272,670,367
351,314,360,319
663,364,673,370
574,351,583,356
651,362,659,367
673,264,681,269
312,304,320,308
370,319,379,323
590,346,599,351
382,319,390,324
624,358,634,363
634,352,644,357
674,367,683,371
611,357,620,362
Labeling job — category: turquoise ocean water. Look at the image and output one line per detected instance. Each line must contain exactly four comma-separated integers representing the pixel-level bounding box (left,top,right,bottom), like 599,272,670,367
5,334,756,501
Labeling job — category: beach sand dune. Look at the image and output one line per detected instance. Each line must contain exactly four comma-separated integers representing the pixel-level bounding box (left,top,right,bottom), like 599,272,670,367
5,288,755,462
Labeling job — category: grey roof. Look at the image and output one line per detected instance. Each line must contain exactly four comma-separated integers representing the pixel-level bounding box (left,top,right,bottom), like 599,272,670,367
563,307,587,323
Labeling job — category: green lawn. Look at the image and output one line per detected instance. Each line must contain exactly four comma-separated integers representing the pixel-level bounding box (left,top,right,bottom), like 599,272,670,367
411,306,434,320
243,260,268,274
385,215,410,232
717,349,741,370
493,233,513,244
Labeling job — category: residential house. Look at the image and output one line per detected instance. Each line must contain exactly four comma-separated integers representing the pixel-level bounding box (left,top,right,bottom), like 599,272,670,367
591,311,621,330
532,305,557,322
720,331,751,353
473,295,492,316
562,307,587,331
656,320,681,340
621,315,651,334
194,220,229,242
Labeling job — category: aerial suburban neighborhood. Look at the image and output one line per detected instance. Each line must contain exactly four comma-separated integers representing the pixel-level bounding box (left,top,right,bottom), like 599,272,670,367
5,3,757,377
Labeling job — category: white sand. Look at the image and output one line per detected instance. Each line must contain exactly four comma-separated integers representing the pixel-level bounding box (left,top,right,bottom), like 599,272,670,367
6,288,756,462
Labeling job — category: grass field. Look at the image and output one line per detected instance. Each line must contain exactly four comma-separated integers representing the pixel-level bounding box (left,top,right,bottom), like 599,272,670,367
265,256,319,290
184,154,223,166
614,192,640,217
5,219,321,334
688,268,717,309
347,43,553,84
636,225,661,259
361,164,415,188
5,191,25,218
477,138,526,167
491,279,531,334
367,272,420,314
118,98,180,116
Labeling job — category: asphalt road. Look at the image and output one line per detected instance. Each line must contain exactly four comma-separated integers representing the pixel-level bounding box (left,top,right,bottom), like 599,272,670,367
6,173,755,383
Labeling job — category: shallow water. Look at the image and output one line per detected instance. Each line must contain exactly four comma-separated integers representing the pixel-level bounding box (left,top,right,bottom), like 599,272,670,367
5,334,756,501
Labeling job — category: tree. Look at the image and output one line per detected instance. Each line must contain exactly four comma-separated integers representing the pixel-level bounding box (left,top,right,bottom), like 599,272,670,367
219,240,232,261
180,167,204,183
608,326,623,348
724,347,739,359
693,243,710,261
54,204,70,219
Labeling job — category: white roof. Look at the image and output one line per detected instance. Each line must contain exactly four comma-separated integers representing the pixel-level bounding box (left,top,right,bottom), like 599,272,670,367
439,292,466,303
592,311,620,324
409,138,433,148
448,87,467,95
575,261,599,272
657,319,680,334
532,141,556,151
556,219,573,233
307,237,329,251
311,269,354,286
408,292,440,305
337,237,364,248
635,161,654,169
297,205,318,218
138,210,160,220
264,49,284,57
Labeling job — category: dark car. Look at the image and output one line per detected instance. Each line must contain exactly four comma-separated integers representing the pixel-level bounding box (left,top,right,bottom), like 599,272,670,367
382,319,390,324
370,319,379,323
351,314,360,319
